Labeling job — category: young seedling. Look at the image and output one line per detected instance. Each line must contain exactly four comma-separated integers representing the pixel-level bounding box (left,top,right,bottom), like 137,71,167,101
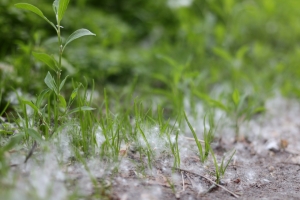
15,0,96,140
230,89,265,139
232,89,242,137
211,149,236,184
203,112,215,157
193,89,265,140
98,89,122,161
184,112,215,163
0,133,24,176
165,118,180,168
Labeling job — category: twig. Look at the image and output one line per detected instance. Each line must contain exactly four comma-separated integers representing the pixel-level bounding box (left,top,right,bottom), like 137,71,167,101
175,171,186,199
24,141,37,163
285,149,300,155
181,171,185,191
186,173,196,189
175,167,239,198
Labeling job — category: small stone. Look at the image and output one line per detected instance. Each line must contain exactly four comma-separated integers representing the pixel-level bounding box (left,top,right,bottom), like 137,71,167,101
266,140,279,152
268,166,275,172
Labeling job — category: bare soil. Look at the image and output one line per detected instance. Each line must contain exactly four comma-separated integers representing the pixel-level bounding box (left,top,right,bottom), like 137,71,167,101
106,97,300,200
108,140,300,200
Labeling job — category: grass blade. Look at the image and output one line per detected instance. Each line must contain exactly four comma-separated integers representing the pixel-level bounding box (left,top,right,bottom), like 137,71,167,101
184,111,204,162
67,106,95,115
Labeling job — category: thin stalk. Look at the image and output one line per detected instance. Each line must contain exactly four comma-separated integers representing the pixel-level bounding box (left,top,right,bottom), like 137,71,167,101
184,112,204,162
54,17,63,130
174,129,180,167
137,123,153,169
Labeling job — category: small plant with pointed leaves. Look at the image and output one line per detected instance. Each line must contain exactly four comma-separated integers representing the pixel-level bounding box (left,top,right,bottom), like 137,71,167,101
184,112,215,163
211,149,236,184
193,89,265,140
15,0,96,140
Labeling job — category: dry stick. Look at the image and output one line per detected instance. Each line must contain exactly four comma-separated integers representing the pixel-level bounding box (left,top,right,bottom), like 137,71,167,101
24,141,37,163
285,149,300,155
175,171,186,199
186,173,196,189
175,167,239,198
181,171,185,191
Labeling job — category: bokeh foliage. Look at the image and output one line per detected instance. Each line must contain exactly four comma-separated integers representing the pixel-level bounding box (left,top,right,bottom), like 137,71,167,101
1,0,300,114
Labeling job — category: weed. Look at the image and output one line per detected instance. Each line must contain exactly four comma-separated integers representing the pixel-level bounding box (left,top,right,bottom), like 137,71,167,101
156,105,181,167
0,92,10,118
184,111,215,163
15,0,96,143
193,88,265,139
211,149,236,184
166,120,180,168
230,90,265,138
0,133,24,176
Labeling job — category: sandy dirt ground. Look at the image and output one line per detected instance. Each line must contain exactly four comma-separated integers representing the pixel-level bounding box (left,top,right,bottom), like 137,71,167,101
109,96,300,200
4,96,300,200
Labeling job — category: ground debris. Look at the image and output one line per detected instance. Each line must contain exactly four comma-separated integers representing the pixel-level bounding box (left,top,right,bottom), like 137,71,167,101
175,167,239,198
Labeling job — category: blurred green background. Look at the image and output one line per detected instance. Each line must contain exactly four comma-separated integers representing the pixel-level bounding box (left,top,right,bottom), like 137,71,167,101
1,0,300,114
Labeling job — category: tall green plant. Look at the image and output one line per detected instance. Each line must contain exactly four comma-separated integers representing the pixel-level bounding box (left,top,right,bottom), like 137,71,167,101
15,0,96,138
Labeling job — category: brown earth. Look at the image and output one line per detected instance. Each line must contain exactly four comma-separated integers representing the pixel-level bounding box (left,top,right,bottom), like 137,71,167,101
108,141,300,200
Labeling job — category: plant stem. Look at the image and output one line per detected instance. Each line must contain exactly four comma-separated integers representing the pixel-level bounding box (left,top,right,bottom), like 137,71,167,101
54,18,63,130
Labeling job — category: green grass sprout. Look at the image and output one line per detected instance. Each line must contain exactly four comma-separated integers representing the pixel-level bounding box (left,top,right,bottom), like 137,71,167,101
211,149,236,184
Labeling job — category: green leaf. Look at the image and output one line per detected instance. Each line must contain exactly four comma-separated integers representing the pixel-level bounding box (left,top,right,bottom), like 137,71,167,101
152,73,168,85
209,99,228,111
232,89,240,106
14,3,57,31
68,106,95,115
58,94,66,109
184,111,204,162
26,128,43,143
253,106,266,114
2,133,24,152
70,87,79,100
193,91,228,111
63,29,96,51
0,101,10,117
59,75,69,92
32,52,57,71
156,54,178,69
58,0,70,22
44,72,57,93
22,100,39,113
213,47,232,62
15,3,45,19
222,150,236,176
236,46,249,59
36,89,50,108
